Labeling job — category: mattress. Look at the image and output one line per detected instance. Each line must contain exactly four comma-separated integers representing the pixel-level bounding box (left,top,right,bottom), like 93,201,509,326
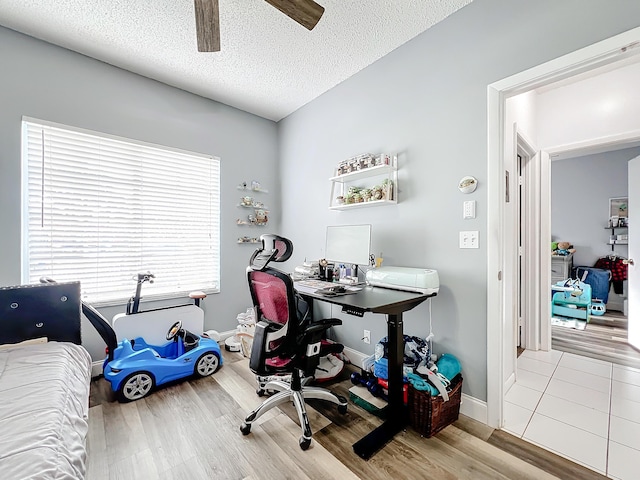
0,341,92,479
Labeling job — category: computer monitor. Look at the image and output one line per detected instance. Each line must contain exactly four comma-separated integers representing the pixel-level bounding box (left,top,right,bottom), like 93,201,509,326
325,224,372,267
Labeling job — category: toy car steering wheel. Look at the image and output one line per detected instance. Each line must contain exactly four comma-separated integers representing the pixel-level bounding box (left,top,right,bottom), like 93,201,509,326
166,321,183,341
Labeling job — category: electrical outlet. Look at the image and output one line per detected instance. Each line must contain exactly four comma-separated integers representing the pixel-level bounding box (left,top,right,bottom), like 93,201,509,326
459,231,479,249
363,329,371,344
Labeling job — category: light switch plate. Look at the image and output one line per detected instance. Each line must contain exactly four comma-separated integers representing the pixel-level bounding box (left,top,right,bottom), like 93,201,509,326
459,231,479,249
463,200,476,219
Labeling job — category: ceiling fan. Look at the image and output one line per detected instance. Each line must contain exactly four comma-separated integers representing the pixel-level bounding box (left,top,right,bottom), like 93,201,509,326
193,0,325,52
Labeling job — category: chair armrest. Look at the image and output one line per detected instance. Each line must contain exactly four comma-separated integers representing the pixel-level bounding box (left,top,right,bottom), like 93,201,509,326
302,318,342,335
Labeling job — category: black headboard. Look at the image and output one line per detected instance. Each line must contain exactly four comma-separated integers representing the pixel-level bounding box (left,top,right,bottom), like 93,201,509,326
0,281,82,345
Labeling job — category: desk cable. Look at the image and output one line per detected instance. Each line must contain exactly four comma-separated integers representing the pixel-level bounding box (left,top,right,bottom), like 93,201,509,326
426,297,435,362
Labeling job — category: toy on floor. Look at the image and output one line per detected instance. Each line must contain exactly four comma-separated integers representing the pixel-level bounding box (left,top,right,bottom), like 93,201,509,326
112,272,213,345
590,299,606,316
103,320,222,402
551,278,592,322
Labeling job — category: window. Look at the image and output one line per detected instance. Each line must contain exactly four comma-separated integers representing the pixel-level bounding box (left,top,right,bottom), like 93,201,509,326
22,118,220,304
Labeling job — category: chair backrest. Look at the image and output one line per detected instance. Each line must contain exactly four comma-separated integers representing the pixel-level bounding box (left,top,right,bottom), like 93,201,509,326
249,234,293,271
246,235,301,374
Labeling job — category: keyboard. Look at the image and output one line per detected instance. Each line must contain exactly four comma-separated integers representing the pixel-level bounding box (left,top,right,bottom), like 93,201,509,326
294,279,335,294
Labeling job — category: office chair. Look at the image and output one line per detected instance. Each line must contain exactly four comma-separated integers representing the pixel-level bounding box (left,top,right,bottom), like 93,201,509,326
240,234,348,450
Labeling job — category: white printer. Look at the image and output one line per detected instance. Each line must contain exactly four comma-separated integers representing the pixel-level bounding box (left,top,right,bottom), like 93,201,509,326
365,266,439,295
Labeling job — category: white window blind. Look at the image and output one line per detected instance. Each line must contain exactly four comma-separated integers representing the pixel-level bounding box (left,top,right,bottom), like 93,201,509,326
22,118,220,304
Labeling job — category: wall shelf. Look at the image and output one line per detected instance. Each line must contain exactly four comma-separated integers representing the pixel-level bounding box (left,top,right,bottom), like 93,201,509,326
605,224,628,251
237,220,267,226
236,181,270,243
329,163,395,183
329,198,395,211
237,238,260,244
329,154,397,209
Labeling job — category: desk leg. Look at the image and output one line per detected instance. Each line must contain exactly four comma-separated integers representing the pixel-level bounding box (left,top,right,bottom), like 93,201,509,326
353,313,405,459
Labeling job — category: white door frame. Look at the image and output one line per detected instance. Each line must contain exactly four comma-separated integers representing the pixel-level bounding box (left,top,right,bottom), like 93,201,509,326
629,156,640,350
486,27,640,428
517,133,540,351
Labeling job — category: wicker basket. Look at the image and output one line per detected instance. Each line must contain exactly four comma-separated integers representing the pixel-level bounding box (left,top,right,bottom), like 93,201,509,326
408,374,463,438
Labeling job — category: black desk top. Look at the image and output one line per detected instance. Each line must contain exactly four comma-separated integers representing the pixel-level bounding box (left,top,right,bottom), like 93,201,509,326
298,284,434,315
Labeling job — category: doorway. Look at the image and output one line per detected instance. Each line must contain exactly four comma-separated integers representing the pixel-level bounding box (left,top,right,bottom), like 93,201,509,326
487,26,640,429
551,146,640,368
549,146,640,368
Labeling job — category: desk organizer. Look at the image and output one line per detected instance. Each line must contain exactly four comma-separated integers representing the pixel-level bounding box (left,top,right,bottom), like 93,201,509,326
407,374,462,438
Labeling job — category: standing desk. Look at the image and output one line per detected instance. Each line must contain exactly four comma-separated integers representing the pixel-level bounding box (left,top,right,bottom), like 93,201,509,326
296,283,434,459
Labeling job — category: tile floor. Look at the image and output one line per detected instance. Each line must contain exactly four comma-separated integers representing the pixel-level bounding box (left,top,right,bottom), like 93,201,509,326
504,349,640,479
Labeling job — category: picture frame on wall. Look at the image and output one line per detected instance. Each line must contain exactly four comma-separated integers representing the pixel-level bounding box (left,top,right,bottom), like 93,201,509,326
609,197,628,226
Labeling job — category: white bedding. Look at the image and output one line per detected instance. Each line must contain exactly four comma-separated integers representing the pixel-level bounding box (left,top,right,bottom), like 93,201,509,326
0,342,91,480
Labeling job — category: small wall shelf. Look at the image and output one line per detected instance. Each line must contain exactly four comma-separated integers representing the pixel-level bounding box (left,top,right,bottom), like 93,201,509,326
329,154,398,210
237,237,260,244
236,180,270,243
605,225,628,251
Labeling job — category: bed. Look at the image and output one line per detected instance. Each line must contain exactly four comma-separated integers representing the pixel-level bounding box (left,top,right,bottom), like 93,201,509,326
0,341,91,479
0,281,115,480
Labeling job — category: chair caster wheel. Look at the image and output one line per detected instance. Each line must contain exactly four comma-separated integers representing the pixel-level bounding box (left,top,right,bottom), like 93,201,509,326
240,423,251,435
338,404,348,415
256,389,266,397
299,437,311,450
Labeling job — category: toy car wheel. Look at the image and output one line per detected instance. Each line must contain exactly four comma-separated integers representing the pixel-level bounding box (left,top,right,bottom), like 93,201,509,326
119,372,155,402
194,352,220,377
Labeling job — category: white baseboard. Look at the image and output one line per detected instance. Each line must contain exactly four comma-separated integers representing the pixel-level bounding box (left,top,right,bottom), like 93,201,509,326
504,371,516,394
460,394,488,424
91,360,104,378
342,346,370,370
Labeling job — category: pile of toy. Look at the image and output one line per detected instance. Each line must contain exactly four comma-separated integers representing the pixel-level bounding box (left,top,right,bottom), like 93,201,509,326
349,334,461,414
225,307,256,356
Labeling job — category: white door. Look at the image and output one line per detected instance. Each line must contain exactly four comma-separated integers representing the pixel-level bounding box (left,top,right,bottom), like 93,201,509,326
629,156,640,349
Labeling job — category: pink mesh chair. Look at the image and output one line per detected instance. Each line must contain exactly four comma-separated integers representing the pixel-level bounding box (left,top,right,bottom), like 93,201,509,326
240,234,348,450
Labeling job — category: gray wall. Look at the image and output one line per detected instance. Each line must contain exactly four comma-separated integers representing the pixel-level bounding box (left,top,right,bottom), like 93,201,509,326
0,27,279,361
552,147,638,267
278,0,640,401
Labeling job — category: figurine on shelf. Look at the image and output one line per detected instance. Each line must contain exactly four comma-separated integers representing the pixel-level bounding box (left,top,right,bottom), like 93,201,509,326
238,181,248,190
251,180,261,191
255,209,268,225
241,196,253,206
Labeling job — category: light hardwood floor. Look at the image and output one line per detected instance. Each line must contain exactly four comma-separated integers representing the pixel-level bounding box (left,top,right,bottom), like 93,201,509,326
552,309,640,369
87,349,607,480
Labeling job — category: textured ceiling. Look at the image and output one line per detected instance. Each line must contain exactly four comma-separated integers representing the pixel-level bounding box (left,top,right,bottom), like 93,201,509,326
0,0,471,121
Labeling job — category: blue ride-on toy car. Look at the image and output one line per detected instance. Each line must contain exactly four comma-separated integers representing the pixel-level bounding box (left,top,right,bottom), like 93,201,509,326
103,320,223,402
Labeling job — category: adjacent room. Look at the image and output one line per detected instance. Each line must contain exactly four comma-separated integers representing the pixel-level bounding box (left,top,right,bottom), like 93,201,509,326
2,1,640,479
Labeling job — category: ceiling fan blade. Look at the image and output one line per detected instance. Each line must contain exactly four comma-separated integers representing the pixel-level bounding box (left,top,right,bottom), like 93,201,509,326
264,0,325,30
194,0,220,52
